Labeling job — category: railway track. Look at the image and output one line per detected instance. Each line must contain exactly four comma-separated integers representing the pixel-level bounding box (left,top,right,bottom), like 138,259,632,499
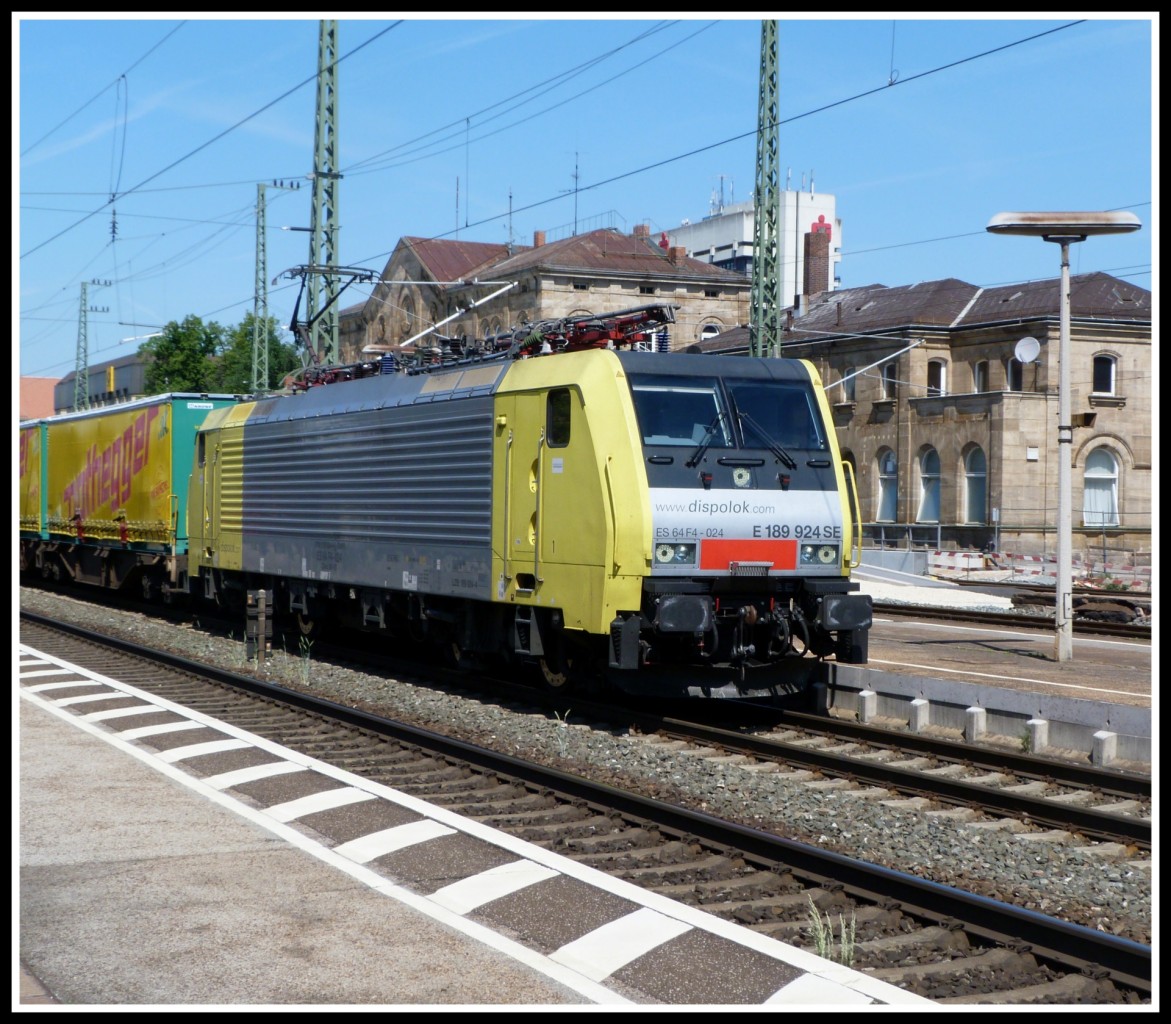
872,601,1151,640
628,708,1150,846
250,606,1155,848
19,613,1151,1004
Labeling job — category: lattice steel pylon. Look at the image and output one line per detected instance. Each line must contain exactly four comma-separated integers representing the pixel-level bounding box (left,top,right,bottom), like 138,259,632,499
307,19,340,365
750,19,782,358
74,281,89,410
253,184,269,393
253,180,300,392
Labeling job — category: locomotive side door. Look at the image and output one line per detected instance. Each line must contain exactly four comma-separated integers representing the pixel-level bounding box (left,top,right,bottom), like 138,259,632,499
494,390,545,597
189,429,214,566
187,426,220,602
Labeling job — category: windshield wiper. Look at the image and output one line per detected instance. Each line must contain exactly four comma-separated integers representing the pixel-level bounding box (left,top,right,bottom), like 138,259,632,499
728,393,797,469
686,413,725,468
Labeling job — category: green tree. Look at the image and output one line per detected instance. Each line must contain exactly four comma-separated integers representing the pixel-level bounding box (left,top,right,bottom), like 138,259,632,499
208,312,300,393
139,315,225,393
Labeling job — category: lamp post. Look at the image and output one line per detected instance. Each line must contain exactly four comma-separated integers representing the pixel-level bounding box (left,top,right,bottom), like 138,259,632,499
986,211,1141,662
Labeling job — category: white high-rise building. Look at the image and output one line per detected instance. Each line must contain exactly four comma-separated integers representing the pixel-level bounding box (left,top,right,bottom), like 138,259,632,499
661,187,841,308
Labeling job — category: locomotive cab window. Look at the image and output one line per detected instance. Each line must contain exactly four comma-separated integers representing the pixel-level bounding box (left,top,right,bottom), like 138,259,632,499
725,380,827,451
629,375,731,448
546,388,571,447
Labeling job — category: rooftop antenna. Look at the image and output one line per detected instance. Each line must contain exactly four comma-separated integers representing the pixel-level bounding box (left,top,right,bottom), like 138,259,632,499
560,152,580,235
714,173,733,213
507,189,514,254
710,174,729,217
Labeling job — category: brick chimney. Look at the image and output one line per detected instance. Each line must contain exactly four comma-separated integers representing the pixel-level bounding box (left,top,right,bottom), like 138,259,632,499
803,230,831,298
633,223,650,239
668,246,686,266
533,229,546,247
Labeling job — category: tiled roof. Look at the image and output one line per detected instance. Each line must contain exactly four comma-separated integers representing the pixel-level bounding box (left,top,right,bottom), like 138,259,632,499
688,271,1149,354
402,237,519,284
690,326,750,354
785,272,1149,344
791,278,977,340
483,228,748,283
966,271,1151,323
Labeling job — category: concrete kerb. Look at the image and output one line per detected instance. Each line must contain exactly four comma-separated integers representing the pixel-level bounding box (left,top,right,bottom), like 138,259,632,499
823,664,1150,768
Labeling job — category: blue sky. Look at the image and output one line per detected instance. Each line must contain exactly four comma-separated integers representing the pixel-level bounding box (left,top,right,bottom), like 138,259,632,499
15,15,1155,382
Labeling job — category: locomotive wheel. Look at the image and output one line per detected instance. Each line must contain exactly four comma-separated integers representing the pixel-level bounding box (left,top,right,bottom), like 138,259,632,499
295,612,319,640
538,655,573,689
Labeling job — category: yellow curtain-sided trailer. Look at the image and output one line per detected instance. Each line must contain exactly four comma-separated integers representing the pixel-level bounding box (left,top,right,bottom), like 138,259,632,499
20,393,243,595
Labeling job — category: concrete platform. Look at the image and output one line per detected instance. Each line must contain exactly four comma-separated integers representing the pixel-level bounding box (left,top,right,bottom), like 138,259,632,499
824,609,1151,768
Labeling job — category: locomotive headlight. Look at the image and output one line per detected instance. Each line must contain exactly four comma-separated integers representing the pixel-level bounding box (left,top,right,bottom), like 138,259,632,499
800,544,840,566
655,542,696,565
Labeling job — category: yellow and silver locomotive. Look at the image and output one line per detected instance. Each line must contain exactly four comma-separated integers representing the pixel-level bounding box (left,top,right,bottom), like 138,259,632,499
188,305,870,700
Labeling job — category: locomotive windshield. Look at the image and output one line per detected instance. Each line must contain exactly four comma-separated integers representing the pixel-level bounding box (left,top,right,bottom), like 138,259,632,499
724,379,828,452
628,373,826,452
629,375,732,449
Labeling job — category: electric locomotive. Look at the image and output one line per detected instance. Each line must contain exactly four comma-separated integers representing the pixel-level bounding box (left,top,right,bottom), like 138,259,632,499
187,305,870,701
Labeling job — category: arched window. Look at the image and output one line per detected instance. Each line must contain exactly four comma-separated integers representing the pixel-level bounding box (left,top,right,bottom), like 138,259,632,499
972,361,988,394
882,363,898,400
927,360,947,398
1083,449,1120,526
964,447,987,524
401,297,415,338
917,448,941,522
841,367,856,402
877,448,898,522
1006,357,1023,393
1092,355,1117,395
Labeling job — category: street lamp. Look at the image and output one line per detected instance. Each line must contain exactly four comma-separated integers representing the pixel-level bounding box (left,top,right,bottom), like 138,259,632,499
986,211,1141,662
